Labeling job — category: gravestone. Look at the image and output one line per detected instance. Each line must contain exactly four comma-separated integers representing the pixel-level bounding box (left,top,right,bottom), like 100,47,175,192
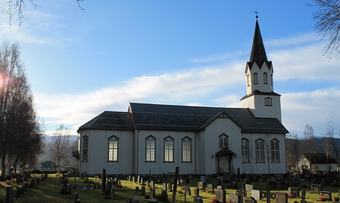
245,184,253,193
301,190,307,203
252,190,261,201
194,196,203,203
275,192,288,203
288,187,299,198
244,197,257,203
215,188,224,203
127,197,139,203
197,181,204,191
184,185,191,196
207,184,214,193
311,184,321,193
229,194,239,203
159,190,168,201
320,191,332,201
140,186,146,196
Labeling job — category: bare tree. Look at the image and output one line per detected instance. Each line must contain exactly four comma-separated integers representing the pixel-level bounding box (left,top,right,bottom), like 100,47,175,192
324,121,339,161
313,0,340,55
286,133,300,171
0,43,41,177
51,125,71,172
304,124,318,153
1,0,84,24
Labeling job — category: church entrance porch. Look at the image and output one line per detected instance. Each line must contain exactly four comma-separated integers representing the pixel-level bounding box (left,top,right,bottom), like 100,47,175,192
216,148,235,174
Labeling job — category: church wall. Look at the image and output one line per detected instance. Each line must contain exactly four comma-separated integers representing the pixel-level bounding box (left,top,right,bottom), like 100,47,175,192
241,94,281,121
203,117,242,174
79,130,134,175
136,130,196,175
253,95,281,121
196,131,206,174
241,133,286,174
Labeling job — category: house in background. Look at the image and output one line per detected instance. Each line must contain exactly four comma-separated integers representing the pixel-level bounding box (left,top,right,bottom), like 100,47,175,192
77,18,288,175
298,153,338,173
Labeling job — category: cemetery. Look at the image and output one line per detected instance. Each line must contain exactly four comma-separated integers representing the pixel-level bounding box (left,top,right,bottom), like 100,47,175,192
1,170,340,202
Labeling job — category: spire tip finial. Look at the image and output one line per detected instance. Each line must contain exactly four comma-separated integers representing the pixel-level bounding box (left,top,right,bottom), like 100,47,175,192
254,11,259,20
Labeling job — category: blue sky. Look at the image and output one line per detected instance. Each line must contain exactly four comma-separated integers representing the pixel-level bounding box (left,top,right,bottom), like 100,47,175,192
1,0,339,136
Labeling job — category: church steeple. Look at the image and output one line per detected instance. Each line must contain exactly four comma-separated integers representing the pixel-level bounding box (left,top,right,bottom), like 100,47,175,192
249,18,268,66
241,16,282,122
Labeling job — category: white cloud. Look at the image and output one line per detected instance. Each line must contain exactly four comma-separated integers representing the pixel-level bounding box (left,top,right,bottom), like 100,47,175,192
267,33,320,48
271,43,340,81
282,88,340,137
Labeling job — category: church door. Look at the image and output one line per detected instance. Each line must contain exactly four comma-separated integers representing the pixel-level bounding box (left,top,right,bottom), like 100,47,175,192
218,156,230,173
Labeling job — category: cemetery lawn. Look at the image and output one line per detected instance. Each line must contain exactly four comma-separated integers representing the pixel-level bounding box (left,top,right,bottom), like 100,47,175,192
1,175,340,203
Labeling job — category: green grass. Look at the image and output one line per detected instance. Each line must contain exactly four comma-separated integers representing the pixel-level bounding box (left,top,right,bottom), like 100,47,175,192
0,175,340,203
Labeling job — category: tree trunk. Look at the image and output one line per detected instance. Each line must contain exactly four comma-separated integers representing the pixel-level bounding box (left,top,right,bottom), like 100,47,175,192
1,153,7,178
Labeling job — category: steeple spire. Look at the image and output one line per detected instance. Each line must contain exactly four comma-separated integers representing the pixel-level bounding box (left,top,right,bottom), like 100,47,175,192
249,17,268,66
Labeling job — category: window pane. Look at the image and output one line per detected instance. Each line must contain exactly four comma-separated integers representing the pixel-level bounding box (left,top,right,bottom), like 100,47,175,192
182,138,191,162
146,137,156,162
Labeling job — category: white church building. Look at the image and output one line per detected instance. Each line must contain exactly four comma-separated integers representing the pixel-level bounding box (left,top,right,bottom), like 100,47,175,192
78,19,288,175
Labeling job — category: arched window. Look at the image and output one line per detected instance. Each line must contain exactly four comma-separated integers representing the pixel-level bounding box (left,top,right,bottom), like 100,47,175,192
82,135,88,162
263,72,268,84
253,73,258,84
164,136,174,162
182,137,192,162
108,135,119,162
219,134,228,148
145,136,156,162
255,138,265,163
264,97,272,106
241,138,249,163
271,139,280,163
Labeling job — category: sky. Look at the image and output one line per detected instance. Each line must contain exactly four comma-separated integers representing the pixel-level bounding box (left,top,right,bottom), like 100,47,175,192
0,0,339,137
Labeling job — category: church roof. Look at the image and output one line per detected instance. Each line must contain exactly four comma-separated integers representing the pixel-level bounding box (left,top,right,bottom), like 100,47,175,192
249,19,271,68
240,90,281,100
78,103,288,134
78,111,134,131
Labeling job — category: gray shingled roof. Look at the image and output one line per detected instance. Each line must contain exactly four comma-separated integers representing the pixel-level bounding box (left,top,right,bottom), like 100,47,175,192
78,111,134,132
130,103,288,134
77,103,289,134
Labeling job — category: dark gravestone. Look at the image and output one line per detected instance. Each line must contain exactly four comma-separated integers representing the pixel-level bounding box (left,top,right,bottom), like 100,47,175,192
5,186,14,203
74,193,80,203
140,186,146,196
102,169,107,192
301,190,307,203
127,197,139,203
244,197,257,203
194,196,203,203
159,190,168,201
